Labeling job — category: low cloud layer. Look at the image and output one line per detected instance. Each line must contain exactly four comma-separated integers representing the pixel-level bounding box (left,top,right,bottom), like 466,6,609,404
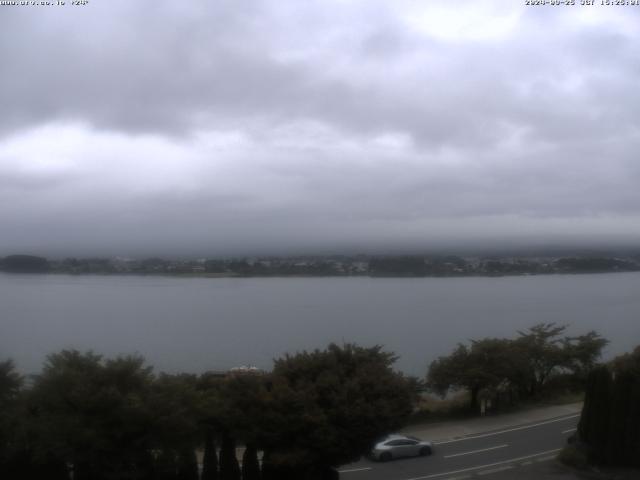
1,1,639,256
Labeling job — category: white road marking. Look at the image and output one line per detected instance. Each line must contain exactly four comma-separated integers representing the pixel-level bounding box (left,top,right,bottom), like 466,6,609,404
444,444,508,459
434,414,580,445
477,465,513,475
535,455,557,462
338,467,373,474
402,448,562,480
562,428,577,434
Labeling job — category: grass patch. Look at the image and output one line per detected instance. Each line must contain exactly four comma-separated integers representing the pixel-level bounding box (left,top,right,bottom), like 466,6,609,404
408,391,473,424
558,445,588,470
539,391,584,405
407,389,583,425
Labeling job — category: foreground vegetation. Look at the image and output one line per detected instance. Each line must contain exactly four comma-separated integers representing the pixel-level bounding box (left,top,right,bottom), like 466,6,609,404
2,323,635,478
0,344,416,480
574,345,640,467
426,323,607,413
428,325,640,472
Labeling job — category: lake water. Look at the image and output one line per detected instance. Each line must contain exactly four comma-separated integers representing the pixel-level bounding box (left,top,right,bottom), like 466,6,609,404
1,272,639,376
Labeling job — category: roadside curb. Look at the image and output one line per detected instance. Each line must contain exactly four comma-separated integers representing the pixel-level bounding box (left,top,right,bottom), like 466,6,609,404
429,413,581,445
402,403,583,444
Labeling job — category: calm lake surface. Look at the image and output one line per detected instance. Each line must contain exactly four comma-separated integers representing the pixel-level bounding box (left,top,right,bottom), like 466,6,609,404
1,272,639,375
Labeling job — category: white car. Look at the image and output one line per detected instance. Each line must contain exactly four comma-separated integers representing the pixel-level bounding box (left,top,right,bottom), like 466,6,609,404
369,434,433,461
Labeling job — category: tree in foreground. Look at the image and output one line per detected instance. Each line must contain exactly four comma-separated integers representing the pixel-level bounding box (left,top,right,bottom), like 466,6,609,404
176,448,199,480
258,343,415,479
241,444,261,480
28,351,156,480
206,373,265,480
577,345,640,467
2,343,414,479
201,428,219,480
148,372,202,476
427,324,608,411
0,360,25,479
219,433,241,480
427,339,517,411
513,323,606,397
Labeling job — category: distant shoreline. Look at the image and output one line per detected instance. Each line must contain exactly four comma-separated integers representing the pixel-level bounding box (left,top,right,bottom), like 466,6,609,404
2,253,639,278
2,269,639,279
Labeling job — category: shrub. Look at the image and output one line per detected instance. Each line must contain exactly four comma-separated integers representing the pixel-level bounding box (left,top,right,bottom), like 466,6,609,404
558,445,588,470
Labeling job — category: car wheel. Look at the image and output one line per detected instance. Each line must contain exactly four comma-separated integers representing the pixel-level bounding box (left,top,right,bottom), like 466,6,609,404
380,452,392,462
419,446,432,456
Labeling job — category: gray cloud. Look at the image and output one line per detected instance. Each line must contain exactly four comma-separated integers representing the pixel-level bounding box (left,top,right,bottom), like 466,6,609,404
1,0,640,255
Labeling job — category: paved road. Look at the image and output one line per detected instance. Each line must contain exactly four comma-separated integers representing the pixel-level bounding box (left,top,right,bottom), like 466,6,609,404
339,413,579,480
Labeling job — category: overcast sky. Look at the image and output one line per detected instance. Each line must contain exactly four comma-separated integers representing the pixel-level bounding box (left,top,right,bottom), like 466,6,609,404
1,0,639,257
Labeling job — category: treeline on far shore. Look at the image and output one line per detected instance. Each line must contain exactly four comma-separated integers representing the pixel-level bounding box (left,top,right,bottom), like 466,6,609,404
2,252,640,277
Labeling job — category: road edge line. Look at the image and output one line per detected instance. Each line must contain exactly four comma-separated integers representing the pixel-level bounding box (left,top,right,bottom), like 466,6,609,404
443,444,508,459
402,448,562,480
433,414,579,445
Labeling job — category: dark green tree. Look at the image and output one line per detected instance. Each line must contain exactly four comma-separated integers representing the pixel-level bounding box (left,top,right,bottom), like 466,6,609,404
577,365,612,464
156,449,178,480
176,448,199,480
201,428,219,480
207,373,269,480
428,325,608,409
514,324,608,397
218,433,240,480
29,351,155,480
427,339,518,410
0,360,25,479
578,346,640,467
514,323,568,397
0,360,21,401
241,444,261,480
148,373,203,480
562,331,609,382
258,343,415,478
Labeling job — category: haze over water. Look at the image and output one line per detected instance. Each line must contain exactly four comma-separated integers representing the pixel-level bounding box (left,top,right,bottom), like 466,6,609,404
2,272,639,376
